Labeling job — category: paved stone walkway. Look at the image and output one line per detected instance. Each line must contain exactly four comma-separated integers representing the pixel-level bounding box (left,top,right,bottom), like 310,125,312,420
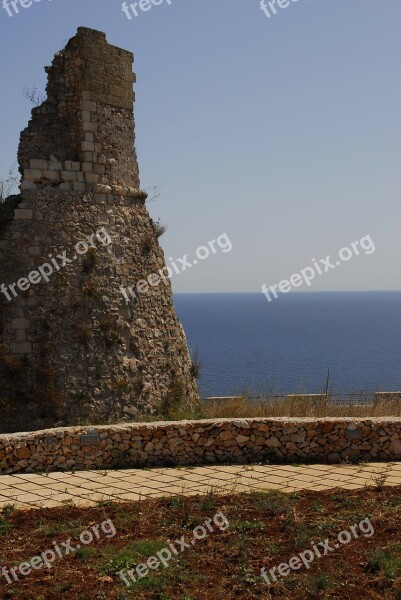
0,462,399,510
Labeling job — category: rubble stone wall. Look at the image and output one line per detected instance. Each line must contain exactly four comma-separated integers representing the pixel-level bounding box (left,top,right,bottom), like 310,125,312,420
0,418,400,474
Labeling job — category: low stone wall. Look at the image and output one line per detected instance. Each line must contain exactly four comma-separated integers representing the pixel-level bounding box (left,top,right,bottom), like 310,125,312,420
0,418,400,475
374,392,401,403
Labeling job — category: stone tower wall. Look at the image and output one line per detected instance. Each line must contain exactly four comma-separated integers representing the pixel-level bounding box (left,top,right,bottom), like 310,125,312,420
0,27,198,433
18,27,139,193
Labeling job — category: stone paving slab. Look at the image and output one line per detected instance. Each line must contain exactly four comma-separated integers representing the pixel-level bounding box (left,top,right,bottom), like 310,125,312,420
0,462,398,510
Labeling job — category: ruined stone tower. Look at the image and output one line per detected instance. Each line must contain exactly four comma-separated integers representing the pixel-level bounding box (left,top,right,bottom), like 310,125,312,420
0,27,198,433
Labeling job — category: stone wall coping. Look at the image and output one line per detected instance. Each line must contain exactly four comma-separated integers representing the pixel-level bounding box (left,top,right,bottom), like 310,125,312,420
2,416,401,442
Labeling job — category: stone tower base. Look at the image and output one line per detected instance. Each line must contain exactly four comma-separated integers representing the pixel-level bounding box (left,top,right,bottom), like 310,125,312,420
0,188,198,433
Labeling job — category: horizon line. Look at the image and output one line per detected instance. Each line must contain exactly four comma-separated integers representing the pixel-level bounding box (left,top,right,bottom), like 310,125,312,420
173,289,401,295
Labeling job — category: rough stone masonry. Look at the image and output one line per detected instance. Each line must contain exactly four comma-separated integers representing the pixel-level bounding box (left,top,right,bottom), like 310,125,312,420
0,27,198,433
1,418,401,474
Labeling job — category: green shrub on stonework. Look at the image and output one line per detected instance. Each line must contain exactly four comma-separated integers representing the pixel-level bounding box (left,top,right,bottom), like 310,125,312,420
160,376,187,420
190,347,202,380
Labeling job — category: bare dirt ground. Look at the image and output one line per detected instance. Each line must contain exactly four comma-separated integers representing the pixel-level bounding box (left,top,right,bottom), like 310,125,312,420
0,485,400,599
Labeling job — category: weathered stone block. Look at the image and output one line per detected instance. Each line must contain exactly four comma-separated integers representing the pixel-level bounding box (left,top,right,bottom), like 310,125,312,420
82,100,97,112
266,436,281,448
113,185,127,196
95,184,112,194
15,330,27,342
94,163,106,175
24,169,42,181
61,171,77,182
48,161,63,171
73,181,86,192
15,446,31,459
81,141,95,152
83,122,98,133
85,172,99,183
14,208,33,219
11,318,30,329
30,159,48,169
10,342,32,354
43,170,59,181
20,181,36,191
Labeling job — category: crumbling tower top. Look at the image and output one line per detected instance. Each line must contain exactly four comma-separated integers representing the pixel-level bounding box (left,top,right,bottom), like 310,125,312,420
18,27,141,196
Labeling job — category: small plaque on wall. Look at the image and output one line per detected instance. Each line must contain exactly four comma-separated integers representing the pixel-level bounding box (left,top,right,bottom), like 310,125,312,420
80,432,100,446
345,429,363,440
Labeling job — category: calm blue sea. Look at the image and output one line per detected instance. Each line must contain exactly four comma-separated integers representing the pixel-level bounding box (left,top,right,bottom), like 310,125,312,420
174,292,401,399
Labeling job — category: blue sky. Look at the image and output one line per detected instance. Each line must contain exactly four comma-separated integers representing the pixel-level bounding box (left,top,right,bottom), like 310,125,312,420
0,0,400,292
